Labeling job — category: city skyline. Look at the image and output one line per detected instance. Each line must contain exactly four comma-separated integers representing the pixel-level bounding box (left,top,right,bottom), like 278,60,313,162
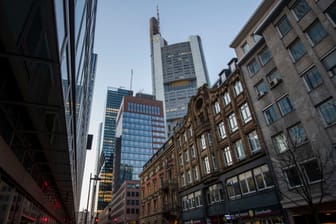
80,0,262,210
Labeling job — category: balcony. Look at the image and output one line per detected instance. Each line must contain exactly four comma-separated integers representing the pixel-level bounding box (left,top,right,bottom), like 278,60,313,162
160,180,177,191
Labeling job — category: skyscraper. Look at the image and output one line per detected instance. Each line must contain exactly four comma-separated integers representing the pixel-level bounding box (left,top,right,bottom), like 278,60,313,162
0,0,97,223
150,15,210,137
113,93,165,191
97,87,133,212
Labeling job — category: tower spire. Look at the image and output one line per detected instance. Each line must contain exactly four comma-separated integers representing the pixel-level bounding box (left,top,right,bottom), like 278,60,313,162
156,5,160,34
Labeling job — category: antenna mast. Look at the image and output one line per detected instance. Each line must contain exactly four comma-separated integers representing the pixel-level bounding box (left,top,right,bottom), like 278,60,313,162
130,69,133,91
156,5,160,34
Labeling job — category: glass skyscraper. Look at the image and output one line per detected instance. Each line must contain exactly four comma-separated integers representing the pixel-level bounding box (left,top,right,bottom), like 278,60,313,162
113,93,165,192
150,16,210,137
0,0,97,223
97,87,133,212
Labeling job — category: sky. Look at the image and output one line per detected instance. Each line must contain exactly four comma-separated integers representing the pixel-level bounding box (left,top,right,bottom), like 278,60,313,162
79,0,262,210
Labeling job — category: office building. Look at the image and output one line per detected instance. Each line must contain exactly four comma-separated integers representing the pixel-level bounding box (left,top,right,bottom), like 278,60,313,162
99,180,140,224
113,93,165,192
150,16,210,137
230,0,336,223
0,0,97,223
97,88,133,213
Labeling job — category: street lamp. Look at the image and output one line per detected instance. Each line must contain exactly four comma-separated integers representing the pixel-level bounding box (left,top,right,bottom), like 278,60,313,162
85,173,102,224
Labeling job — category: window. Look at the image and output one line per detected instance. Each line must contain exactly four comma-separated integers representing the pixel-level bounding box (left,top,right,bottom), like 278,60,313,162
247,58,260,76
284,167,301,187
326,3,336,25
318,99,336,125
277,95,294,116
263,105,278,125
259,47,272,65
252,34,262,43
228,113,238,132
234,139,246,160
253,165,274,190
302,159,322,182
255,81,268,97
217,122,226,139
248,130,261,153
223,91,231,105
227,177,241,199
214,101,221,114
194,190,202,207
203,156,211,174
272,132,288,153
200,134,206,150
233,80,243,96
303,66,323,90
240,103,252,124
288,39,306,61
187,170,192,184
288,123,307,145
239,171,256,194
306,21,328,45
179,154,183,166
222,146,233,166
291,0,310,20
193,166,199,181
212,154,218,170
208,184,224,204
284,159,322,188
181,173,185,187
241,42,250,54
190,145,196,159
184,150,189,162
267,70,282,87
322,49,336,77
276,16,292,37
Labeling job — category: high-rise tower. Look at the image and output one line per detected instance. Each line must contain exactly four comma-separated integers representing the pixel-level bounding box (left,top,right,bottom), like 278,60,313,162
97,88,133,212
150,16,210,137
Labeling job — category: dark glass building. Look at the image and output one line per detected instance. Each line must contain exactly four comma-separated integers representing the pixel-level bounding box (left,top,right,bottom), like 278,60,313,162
0,0,97,223
97,87,133,212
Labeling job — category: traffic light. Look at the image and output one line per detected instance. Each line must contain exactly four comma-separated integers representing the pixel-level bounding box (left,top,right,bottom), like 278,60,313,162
94,217,99,224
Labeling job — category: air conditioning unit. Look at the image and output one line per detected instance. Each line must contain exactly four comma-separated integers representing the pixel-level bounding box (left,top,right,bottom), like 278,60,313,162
257,91,265,98
270,78,282,87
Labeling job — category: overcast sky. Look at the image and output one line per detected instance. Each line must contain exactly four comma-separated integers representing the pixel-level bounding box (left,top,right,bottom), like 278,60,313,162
80,0,262,210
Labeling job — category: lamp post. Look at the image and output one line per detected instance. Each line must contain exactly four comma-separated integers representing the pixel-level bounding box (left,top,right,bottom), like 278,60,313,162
85,173,102,224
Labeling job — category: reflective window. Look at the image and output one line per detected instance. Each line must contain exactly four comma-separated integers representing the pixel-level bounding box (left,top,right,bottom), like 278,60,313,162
306,21,328,45
318,99,336,125
322,49,336,77
255,81,268,97
272,132,288,153
226,177,241,200
241,42,250,54
248,130,261,153
217,122,226,139
258,47,272,65
234,139,245,160
223,91,231,105
239,171,256,194
263,105,278,124
253,165,274,190
303,67,323,91
277,95,294,116
240,103,252,124
247,58,260,76
288,39,306,61
288,123,307,145
222,146,233,166
228,113,238,132
326,3,336,25
291,0,310,20
276,16,292,37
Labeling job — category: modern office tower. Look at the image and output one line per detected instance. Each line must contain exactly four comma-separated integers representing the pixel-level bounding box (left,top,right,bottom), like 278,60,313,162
231,0,336,223
97,88,133,212
0,0,97,223
140,61,285,224
113,93,165,192
150,16,210,137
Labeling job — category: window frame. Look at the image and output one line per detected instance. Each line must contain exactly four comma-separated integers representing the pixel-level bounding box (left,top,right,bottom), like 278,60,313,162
263,104,278,125
228,113,238,132
318,98,336,126
287,123,308,146
217,121,227,139
248,130,261,153
234,139,246,160
222,146,233,166
276,95,294,116
305,21,328,46
288,39,306,62
258,47,272,65
302,66,323,91
276,15,292,37
247,58,260,76
291,0,311,21
272,132,289,153
240,102,252,124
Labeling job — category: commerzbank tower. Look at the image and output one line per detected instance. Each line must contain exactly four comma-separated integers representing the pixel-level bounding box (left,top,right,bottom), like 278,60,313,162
149,11,210,137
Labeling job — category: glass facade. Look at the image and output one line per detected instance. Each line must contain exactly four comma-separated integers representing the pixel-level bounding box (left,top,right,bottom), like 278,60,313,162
98,88,133,211
114,96,165,190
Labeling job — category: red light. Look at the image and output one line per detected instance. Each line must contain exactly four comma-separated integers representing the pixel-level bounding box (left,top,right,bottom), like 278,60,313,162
41,217,48,223
43,181,49,187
